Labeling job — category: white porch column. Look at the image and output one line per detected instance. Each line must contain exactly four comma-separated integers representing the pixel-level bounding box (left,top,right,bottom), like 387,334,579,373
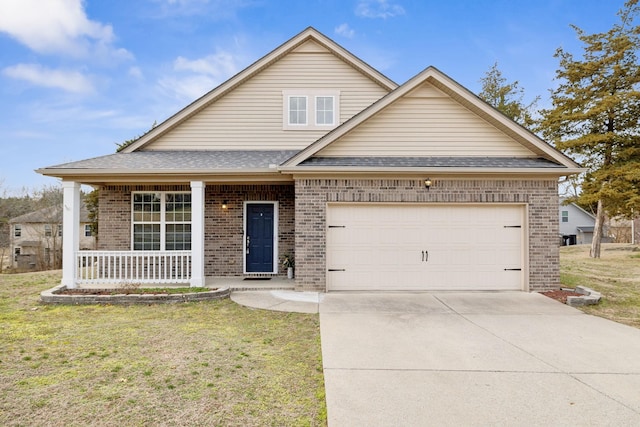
61,181,80,288
190,181,205,287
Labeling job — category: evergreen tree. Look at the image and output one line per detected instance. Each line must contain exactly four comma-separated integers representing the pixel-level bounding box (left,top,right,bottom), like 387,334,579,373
539,0,640,258
478,62,539,128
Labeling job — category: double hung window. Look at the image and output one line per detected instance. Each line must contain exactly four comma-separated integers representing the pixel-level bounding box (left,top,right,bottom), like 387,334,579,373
283,90,339,129
132,192,191,251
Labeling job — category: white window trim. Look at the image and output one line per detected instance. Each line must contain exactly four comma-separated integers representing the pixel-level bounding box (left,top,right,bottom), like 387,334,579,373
14,224,21,237
131,191,191,251
243,201,279,275
282,90,340,130
84,224,92,237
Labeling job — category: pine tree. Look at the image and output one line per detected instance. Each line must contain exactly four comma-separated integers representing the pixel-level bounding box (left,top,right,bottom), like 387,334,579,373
478,62,539,128
539,0,640,258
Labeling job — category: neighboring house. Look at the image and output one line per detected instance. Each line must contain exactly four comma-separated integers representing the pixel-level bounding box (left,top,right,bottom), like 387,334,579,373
37,28,582,292
9,204,95,270
559,200,597,245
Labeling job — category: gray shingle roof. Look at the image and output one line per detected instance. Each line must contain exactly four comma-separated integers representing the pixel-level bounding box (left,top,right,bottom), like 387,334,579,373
43,150,301,170
299,156,565,168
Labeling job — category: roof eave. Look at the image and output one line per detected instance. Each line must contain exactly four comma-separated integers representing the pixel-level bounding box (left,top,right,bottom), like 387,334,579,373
279,166,586,176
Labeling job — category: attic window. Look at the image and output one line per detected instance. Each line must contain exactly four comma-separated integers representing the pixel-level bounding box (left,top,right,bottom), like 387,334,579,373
283,90,339,130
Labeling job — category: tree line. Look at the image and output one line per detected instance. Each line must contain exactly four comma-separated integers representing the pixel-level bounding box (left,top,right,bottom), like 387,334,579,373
478,0,640,258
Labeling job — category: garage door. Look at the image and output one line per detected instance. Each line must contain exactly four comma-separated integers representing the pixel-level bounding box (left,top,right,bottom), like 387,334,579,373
326,204,525,291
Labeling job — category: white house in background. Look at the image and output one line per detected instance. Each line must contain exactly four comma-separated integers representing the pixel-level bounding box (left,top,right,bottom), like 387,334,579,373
559,200,596,245
9,203,95,270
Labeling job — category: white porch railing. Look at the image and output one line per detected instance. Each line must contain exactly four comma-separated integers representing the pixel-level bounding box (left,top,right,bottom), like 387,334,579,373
76,251,192,285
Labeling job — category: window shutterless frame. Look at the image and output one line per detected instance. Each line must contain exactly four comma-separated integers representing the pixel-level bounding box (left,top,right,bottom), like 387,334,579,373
131,191,191,251
282,90,339,130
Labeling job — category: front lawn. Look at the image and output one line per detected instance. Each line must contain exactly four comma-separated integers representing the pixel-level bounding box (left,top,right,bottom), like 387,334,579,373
0,271,326,426
560,243,640,329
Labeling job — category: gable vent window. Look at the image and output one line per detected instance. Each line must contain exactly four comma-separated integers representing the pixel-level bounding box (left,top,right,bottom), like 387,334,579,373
283,90,339,130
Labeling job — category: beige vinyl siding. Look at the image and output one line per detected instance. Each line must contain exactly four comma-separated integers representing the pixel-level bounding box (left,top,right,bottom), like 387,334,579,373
145,42,389,151
317,82,536,157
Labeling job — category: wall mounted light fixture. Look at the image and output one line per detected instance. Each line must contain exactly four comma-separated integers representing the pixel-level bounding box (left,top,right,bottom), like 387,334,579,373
222,200,228,209
424,178,432,190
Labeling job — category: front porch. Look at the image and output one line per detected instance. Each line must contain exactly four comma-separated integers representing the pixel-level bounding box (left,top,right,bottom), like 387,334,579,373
61,180,296,289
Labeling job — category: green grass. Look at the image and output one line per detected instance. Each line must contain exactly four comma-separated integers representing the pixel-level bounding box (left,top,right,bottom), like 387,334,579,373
560,243,640,329
0,271,326,426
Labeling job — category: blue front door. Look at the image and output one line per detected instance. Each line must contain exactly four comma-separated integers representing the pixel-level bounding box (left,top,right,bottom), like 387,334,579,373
245,203,275,273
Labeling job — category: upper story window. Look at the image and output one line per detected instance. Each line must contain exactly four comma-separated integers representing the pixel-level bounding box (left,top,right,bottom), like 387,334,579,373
58,224,62,237
561,211,569,223
14,225,21,237
316,96,334,125
44,224,52,237
84,224,92,237
289,96,307,125
283,90,339,130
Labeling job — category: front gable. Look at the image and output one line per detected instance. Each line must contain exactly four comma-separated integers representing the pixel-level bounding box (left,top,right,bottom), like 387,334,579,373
315,81,536,158
283,67,582,175
125,28,396,153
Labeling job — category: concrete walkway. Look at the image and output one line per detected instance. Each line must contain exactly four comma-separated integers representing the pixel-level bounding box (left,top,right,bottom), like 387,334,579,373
232,291,640,426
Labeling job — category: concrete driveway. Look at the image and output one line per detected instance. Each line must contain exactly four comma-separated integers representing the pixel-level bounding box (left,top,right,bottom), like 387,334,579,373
320,292,640,426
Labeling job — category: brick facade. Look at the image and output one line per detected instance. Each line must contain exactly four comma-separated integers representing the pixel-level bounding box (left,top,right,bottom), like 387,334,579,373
98,184,295,277
294,178,560,292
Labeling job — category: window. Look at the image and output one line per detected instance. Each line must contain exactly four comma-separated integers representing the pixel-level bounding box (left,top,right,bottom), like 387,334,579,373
316,96,334,125
132,192,191,251
84,224,92,237
14,225,21,237
561,211,569,223
283,90,339,130
288,96,307,125
44,247,50,262
44,224,52,237
58,224,62,237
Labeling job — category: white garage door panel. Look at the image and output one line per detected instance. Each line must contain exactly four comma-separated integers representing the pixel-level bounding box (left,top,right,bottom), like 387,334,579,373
327,204,524,291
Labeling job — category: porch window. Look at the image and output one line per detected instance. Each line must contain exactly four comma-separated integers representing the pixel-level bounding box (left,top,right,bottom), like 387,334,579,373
132,192,191,250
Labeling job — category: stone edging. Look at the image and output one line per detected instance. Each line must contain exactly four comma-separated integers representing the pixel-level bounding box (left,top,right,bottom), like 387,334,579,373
566,286,602,307
40,285,230,305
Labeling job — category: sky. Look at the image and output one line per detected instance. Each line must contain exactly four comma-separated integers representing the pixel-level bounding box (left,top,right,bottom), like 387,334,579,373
0,0,627,194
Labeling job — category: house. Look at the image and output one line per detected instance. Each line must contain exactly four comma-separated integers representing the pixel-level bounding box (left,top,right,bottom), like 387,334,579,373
37,27,582,292
559,200,597,245
9,203,95,270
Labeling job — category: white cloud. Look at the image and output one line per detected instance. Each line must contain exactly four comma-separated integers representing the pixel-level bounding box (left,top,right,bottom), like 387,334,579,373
129,66,144,79
0,0,131,61
2,63,94,94
160,49,242,101
356,0,405,19
335,23,355,38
